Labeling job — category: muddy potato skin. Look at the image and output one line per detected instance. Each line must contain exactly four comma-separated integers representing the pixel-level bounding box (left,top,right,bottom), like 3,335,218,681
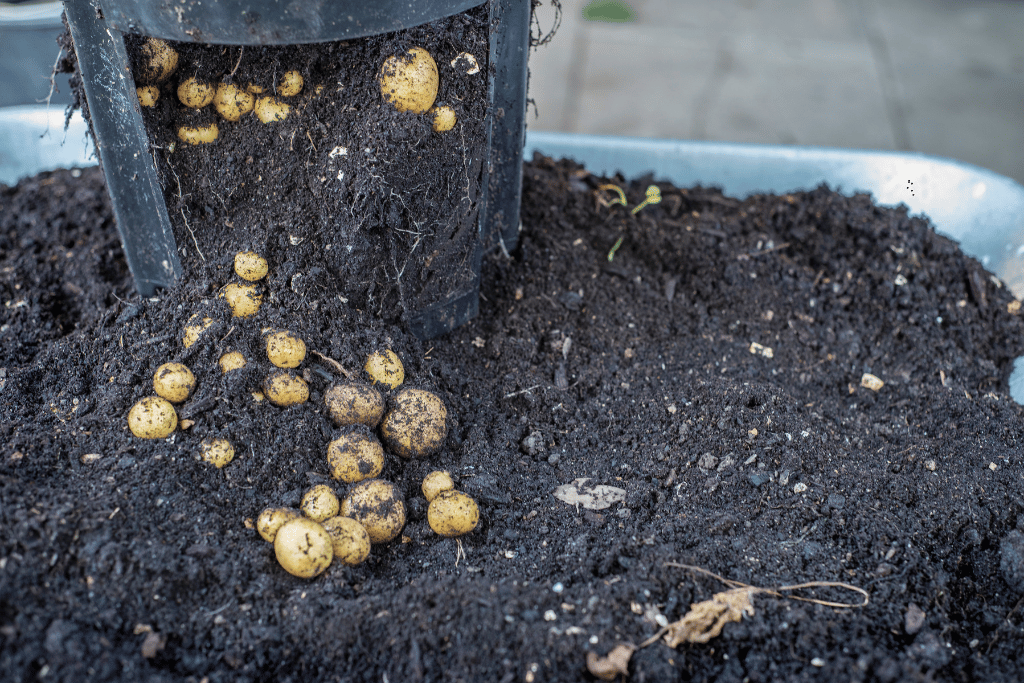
379,47,438,114
153,362,195,403
364,349,404,390
341,479,405,544
139,38,178,83
422,470,455,503
301,484,340,522
277,70,304,97
221,282,262,317
213,84,255,121
183,316,213,348
219,351,246,373
254,96,290,123
234,251,268,281
428,490,479,537
178,77,216,108
178,123,219,145
324,383,385,428
266,331,306,369
274,518,333,578
327,432,384,483
257,507,301,542
380,388,448,458
137,85,159,107
128,396,178,439
431,105,456,133
263,370,309,406
200,437,235,468
322,516,371,566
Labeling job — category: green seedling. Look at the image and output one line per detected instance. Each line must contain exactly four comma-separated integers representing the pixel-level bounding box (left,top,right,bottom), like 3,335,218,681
607,236,624,262
631,185,662,214
597,183,627,207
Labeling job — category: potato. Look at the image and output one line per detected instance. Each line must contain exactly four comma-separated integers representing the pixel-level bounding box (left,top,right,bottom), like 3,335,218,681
128,396,177,439
246,83,264,94
263,370,309,407
266,330,306,369
421,470,454,503
321,516,370,565
380,388,448,458
301,484,340,522
364,349,404,390
277,70,304,97
324,383,385,428
254,96,290,123
427,490,479,537
234,250,268,281
274,517,333,578
219,351,246,373
177,77,216,108
183,315,213,348
220,282,262,318
137,85,159,107
200,437,235,468
327,432,384,483
152,362,195,403
430,105,456,133
138,38,179,83
257,507,301,542
341,479,405,544
211,83,253,121
379,47,438,114
177,123,219,145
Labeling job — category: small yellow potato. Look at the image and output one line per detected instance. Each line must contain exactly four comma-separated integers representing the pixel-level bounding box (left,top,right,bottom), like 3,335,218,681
274,517,333,578
177,123,219,145
301,484,340,522
152,362,195,403
380,388,448,458
137,85,160,107
427,490,479,537
263,370,309,406
139,38,179,83
127,396,178,439
379,46,438,114
254,96,290,123
200,437,235,468
177,77,216,108
266,330,306,369
322,516,371,566
213,83,255,121
364,349,404,389
220,282,262,318
430,105,456,133
246,83,264,94
219,351,246,373
327,432,384,483
324,383,385,428
183,315,213,348
422,470,455,503
257,507,302,542
341,479,406,544
277,70,304,97
234,251,268,281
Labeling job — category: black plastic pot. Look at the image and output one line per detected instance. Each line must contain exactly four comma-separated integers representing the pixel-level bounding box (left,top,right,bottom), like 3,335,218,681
64,0,529,339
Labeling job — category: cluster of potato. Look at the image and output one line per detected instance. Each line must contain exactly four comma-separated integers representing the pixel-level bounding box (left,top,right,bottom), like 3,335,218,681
379,46,458,133
132,38,306,146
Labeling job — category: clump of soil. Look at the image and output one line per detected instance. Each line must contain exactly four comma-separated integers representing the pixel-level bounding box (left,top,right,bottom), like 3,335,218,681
2,154,1024,682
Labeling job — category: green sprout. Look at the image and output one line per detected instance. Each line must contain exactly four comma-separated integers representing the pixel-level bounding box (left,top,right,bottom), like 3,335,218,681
630,185,661,214
607,236,624,262
597,183,627,207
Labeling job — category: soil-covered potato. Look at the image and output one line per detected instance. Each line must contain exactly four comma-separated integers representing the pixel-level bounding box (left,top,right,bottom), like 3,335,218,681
266,331,306,369
234,251,268,281
273,518,333,579
431,105,456,133
421,470,455,503
380,388,448,458
263,371,309,407
221,282,262,317
178,123,219,145
301,485,340,522
200,437,235,468
256,507,301,543
219,351,246,373
324,383,385,428
427,490,479,537
213,84,255,121
137,85,159,107
322,516,371,566
178,77,216,109
326,432,384,483
341,479,405,544
152,362,195,403
138,37,178,83
254,96,290,123
277,70,304,97
183,315,213,349
127,396,177,439
364,349,404,389
379,47,438,114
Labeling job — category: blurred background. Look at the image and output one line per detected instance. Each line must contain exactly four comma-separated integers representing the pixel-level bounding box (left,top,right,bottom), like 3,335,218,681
2,0,1022,185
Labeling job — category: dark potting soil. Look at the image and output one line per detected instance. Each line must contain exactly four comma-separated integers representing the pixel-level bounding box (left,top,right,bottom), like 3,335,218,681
3,155,1024,683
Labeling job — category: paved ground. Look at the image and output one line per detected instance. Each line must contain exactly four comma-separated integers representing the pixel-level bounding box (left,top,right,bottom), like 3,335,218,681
528,0,1024,186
